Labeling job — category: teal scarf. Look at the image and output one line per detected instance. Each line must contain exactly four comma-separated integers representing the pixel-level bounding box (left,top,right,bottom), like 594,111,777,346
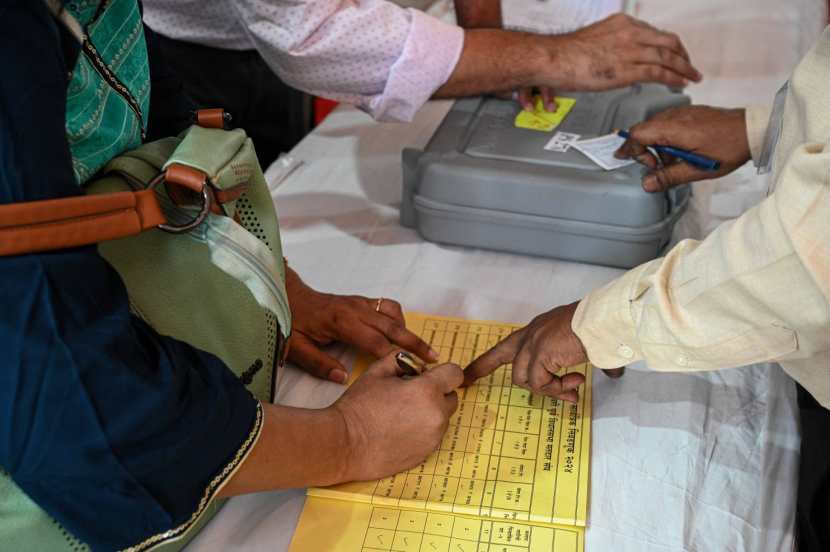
61,0,150,184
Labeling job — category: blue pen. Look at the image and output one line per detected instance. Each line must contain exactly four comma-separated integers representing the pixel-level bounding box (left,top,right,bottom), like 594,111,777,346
617,130,721,171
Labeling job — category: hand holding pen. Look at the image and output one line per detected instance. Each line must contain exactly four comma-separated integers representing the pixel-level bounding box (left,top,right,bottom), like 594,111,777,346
614,105,752,192
396,351,427,377
617,130,721,171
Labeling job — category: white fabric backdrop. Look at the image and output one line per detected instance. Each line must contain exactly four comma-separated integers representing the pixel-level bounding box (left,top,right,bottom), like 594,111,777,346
186,1,826,550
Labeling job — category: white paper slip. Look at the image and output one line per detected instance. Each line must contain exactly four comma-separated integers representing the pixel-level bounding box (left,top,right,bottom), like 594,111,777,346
571,133,636,170
544,131,581,152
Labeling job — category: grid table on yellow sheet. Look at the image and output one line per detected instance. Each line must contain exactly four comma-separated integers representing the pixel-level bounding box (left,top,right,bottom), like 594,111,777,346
311,313,592,528
289,497,584,552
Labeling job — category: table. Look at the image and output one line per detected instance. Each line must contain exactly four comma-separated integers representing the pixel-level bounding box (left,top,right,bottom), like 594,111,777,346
185,1,826,550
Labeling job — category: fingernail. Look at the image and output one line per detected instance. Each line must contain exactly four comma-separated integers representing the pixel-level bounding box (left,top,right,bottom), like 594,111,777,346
428,348,439,361
643,176,658,192
546,101,557,111
330,369,348,384
523,102,534,111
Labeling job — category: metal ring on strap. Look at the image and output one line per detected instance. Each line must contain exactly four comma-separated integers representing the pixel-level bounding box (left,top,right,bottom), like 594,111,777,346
147,172,212,233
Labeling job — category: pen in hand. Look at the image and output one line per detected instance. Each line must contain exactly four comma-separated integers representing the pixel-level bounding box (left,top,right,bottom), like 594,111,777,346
396,351,426,377
617,129,721,171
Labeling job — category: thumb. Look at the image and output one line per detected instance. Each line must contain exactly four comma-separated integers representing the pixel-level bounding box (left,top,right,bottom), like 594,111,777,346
423,362,464,394
365,349,405,378
642,162,702,192
463,329,524,387
288,332,349,384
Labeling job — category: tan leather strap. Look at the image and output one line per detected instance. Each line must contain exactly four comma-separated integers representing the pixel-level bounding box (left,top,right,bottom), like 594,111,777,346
0,109,230,256
213,185,249,204
0,189,165,256
166,163,208,192
196,108,228,129
162,163,248,216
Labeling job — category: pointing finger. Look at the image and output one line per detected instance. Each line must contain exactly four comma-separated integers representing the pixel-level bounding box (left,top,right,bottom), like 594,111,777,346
463,329,525,387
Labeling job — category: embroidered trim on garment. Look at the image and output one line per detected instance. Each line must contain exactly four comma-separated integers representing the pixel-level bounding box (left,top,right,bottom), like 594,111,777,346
81,38,146,141
120,401,264,552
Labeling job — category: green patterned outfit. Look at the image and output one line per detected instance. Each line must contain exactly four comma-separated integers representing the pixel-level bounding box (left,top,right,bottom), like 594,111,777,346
0,1,291,551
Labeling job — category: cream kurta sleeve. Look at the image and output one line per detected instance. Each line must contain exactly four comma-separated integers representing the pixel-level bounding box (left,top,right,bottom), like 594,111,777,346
571,116,830,408
745,105,773,162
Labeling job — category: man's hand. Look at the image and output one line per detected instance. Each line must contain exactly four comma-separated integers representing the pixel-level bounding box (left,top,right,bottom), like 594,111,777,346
516,86,557,112
286,267,438,383
332,353,463,482
615,105,751,192
450,0,556,113
541,14,701,91
463,302,623,401
438,14,701,102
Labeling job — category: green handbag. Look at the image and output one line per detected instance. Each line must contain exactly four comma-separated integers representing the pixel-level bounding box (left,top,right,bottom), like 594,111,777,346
0,122,292,551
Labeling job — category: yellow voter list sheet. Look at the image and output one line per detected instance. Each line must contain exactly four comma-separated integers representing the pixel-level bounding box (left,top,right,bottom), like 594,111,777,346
289,497,584,552
313,312,592,528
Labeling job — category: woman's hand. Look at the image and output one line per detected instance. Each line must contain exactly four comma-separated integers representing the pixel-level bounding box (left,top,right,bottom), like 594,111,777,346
463,302,624,401
333,353,463,482
615,105,751,192
285,266,438,383
218,352,462,495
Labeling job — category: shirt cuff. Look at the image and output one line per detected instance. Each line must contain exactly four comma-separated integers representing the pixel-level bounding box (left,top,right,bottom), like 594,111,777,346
745,105,773,163
571,262,657,368
367,9,464,122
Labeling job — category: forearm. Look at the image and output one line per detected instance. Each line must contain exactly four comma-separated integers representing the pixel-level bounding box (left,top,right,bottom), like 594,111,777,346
454,0,502,28
435,29,546,98
573,231,800,373
573,142,830,373
233,0,463,122
218,403,349,497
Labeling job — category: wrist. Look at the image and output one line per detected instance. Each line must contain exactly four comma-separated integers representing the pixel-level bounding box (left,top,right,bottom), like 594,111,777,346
527,34,573,90
285,266,324,304
711,107,752,167
326,402,363,484
728,107,752,163
525,34,557,88
284,265,302,294
564,301,589,362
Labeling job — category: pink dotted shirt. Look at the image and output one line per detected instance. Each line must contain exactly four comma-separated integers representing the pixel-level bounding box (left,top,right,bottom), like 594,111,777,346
143,0,465,122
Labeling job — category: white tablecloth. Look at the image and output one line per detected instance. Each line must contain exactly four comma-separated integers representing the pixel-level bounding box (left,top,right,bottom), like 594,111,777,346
186,2,826,550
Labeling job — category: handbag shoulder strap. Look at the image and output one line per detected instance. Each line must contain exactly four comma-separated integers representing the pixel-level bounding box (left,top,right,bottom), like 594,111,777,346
0,110,228,256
